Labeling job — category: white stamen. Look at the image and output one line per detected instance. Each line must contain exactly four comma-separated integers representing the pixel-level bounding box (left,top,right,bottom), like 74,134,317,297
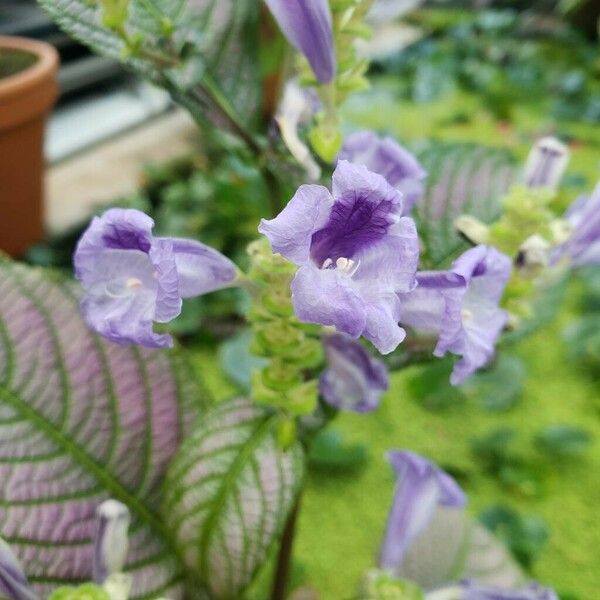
322,256,360,277
461,308,474,321
322,258,334,269
126,277,143,290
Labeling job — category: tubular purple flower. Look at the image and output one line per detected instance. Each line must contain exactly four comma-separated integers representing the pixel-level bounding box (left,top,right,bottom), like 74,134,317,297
523,137,569,190
0,537,37,600
398,246,512,385
457,580,559,600
379,451,466,572
320,333,389,412
338,131,427,214
74,208,237,348
258,160,420,354
264,0,336,84
553,181,600,267
93,499,131,584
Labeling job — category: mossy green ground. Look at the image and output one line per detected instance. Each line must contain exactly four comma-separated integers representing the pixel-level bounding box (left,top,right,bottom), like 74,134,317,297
192,81,600,599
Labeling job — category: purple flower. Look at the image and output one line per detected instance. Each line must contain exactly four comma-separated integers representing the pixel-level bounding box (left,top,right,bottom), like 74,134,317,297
74,208,237,348
264,0,336,84
0,537,37,600
259,161,420,354
379,451,466,572
320,333,389,412
457,580,558,600
398,246,512,385
339,131,427,214
523,137,569,190
554,181,600,267
93,500,131,584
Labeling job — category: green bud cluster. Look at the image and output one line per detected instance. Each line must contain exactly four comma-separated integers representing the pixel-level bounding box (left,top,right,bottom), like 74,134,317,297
100,0,129,31
359,569,425,600
488,185,556,257
305,0,373,162
48,584,110,600
246,240,325,425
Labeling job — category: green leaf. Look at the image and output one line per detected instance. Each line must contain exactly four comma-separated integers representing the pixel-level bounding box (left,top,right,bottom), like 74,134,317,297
415,143,517,268
162,398,305,599
308,429,368,474
219,329,268,392
535,424,592,459
0,259,204,598
461,354,525,412
397,507,523,588
37,0,261,123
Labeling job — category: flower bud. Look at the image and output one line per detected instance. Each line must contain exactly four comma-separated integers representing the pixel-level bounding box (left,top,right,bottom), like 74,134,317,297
93,500,131,584
0,536,37,600
524,137,569,190
100,0,129,30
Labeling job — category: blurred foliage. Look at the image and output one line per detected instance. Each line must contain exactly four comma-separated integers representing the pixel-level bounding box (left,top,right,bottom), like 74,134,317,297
308,429,369,474
381,8,600,122
535,424,592,459
479,504,550,569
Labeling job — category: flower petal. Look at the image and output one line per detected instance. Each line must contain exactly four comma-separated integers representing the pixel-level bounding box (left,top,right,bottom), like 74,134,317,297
291,264,366,337
459,580,559,600
165,238,238,298
259,185,333,265
379,451,466,572
0,537,37,600
264,0,336,83
320,333,389,412
150,239,182,323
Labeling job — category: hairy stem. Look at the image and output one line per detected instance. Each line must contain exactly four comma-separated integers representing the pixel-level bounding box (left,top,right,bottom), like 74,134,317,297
271,496,302,600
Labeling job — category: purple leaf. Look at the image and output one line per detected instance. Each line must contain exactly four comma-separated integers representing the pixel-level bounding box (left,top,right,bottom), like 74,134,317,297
0,259,203,599
162,398,304,599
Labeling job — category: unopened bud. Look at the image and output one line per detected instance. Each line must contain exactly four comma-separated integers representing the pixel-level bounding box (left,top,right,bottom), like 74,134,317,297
93,499,131,584
454,215,490,246
524,137,569,190
515,234,550,272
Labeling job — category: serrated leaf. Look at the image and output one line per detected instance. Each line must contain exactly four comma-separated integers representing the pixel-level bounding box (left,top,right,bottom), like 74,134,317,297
162,398,304,599
397,507,522,588
415,143,517,268
0,259,204,598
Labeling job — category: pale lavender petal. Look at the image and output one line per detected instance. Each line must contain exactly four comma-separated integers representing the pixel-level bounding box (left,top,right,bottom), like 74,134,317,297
556,181,600,267
0,538,37,600
264,0,336,83
320,333,389,412
362,291,406,354
379,452,466,571
291,265,366,338
339,132,427,214
258,185,334,265
93,500,131,584
311,161,404,265
151,240,183,323
166,238,238,297
459,580,559,600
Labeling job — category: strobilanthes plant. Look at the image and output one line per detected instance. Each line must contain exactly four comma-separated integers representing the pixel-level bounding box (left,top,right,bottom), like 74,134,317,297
0,1,597,599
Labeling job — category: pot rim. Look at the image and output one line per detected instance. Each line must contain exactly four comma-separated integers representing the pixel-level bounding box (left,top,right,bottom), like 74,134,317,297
0,36,59,100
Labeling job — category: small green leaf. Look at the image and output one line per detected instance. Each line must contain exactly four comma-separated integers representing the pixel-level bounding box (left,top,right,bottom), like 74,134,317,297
535,424,592,459
219,329,268,392
308,429,368,474
162,398,304,599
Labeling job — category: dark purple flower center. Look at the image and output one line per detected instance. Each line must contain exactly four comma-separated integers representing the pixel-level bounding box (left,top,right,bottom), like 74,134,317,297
309,190,396,266
102,224,152,253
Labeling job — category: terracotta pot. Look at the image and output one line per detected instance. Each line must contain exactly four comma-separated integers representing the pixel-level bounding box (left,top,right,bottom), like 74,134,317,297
0,36,59,257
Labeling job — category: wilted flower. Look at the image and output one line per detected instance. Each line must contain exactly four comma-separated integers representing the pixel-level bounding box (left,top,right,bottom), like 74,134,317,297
398,246,512,385
74,208,237,348
264,0,336,83
523,137,569,191
259,160,420,354
320,333,389,412
0,536,37,600
379,451,466,572
553,181,600,267
338,131,427,214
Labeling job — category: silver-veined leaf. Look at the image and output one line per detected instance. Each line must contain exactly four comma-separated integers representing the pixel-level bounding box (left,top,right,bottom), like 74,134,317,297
397,507,522,589
416,143,518,268
163,397,304,599
0,259,203,599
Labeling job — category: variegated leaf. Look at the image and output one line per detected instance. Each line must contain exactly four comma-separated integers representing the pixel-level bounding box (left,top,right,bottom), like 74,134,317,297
416,143,518,268
0,259,203,599
163,398,304,599
37,0,261,123
397,507,522,589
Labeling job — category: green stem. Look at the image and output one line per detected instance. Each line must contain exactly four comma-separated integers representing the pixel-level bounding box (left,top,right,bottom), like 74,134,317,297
270,496,301,600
